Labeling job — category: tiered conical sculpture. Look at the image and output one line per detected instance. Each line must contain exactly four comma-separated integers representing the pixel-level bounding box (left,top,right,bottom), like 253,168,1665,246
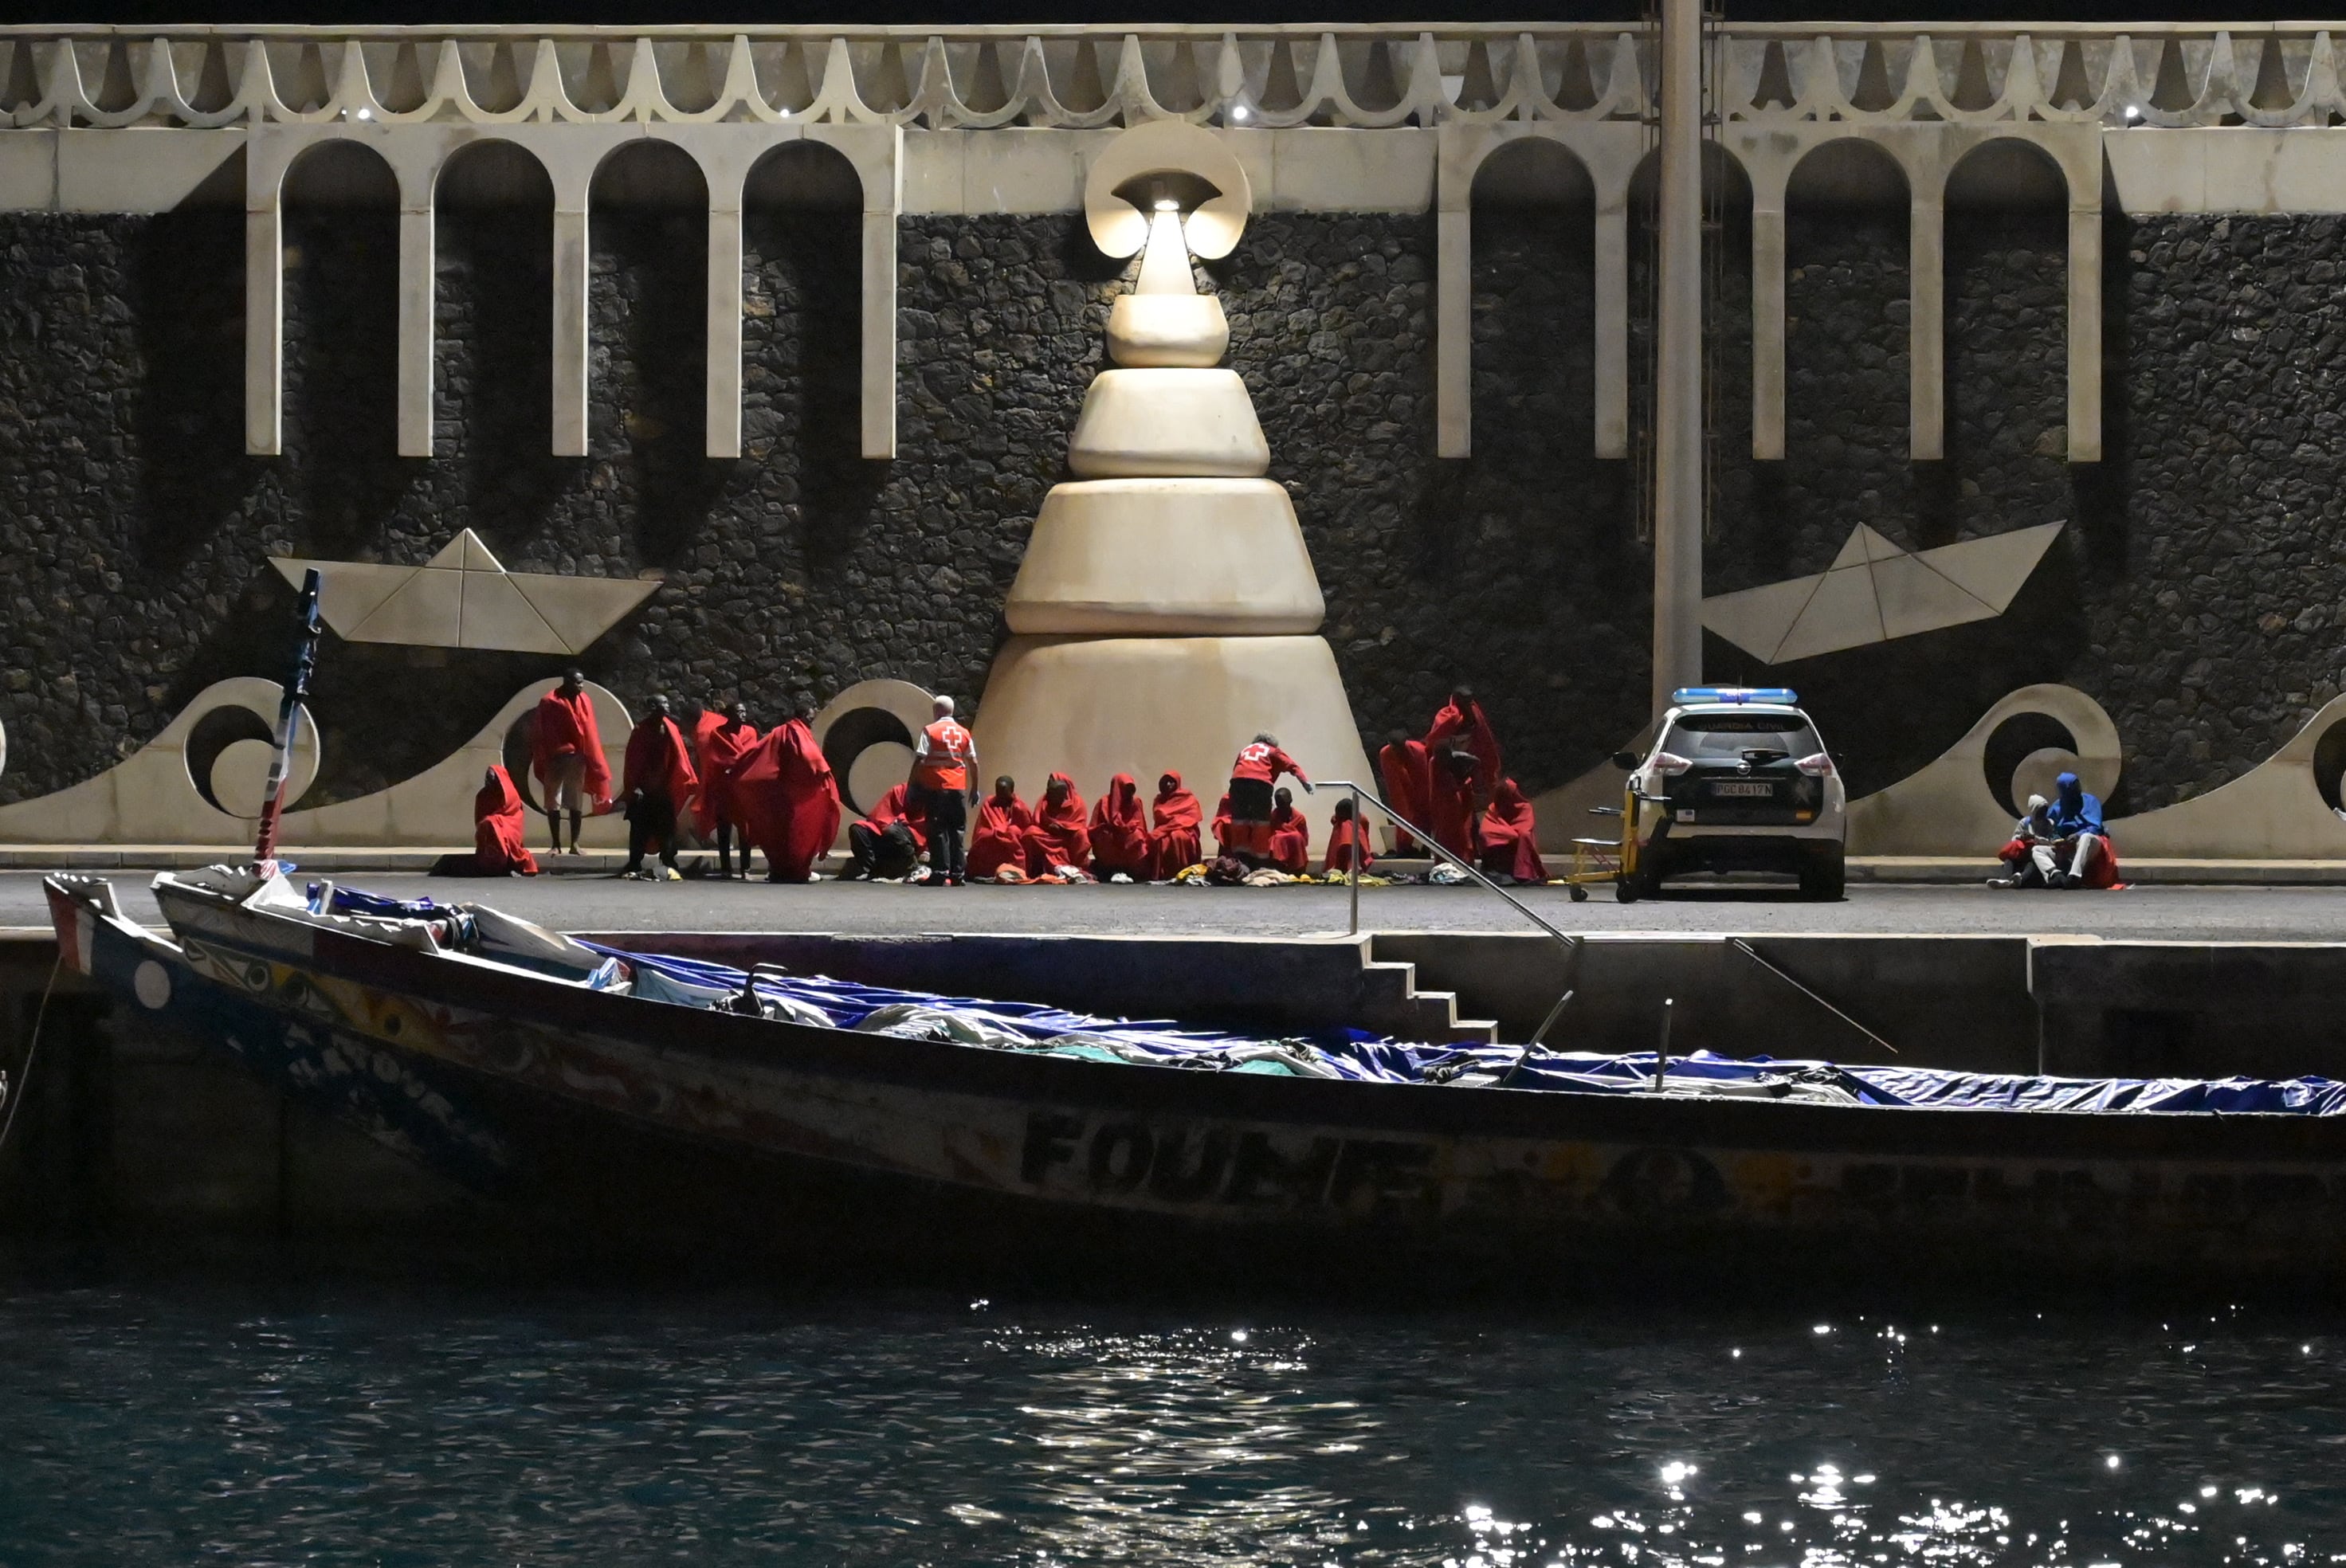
974,123,1373,847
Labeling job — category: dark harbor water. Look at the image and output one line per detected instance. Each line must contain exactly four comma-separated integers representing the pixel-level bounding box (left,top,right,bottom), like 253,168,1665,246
2,1284,2342,1566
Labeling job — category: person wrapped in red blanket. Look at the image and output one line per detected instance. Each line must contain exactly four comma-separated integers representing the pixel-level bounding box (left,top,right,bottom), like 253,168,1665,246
841,782,929,882
432,766,542,877
1089,773,1152,880
1149,771,1203,880
1477,777,1548,885
1425,746,1481,864
1025,773,1091,878
1424,685,1501,802
967,776,1035,882
620,695,698,881
692,700,761,880
529,668,610,856
1266,786,1311,875
1324,795,1375,876
732,713,842,883
1377,729,1429,853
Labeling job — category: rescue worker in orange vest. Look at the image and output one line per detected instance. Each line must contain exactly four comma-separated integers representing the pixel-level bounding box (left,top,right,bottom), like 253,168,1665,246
909,695,981,887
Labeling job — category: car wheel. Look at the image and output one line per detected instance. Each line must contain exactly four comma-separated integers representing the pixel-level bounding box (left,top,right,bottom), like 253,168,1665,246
1800,845,1846,902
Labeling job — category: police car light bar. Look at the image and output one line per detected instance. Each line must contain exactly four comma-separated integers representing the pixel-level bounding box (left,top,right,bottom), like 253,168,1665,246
1671,686,1799,707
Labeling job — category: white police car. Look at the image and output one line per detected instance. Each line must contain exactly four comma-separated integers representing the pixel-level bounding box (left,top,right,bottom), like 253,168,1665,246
1616,687,1847,900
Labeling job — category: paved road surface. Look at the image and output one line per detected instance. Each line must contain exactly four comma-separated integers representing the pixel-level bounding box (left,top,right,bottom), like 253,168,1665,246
4,868,2343,942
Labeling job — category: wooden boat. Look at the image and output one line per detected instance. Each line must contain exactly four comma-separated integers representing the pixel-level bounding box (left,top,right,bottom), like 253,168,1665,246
44,868,2346,1287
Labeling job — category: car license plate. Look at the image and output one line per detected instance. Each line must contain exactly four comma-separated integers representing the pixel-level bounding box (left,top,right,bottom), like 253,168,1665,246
1711,781,1774,798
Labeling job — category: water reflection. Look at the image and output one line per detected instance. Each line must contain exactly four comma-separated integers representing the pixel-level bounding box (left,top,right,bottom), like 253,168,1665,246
0,1288,2338,1565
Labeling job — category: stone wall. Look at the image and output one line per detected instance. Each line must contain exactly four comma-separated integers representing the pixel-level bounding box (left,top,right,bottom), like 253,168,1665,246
3,198,2344,817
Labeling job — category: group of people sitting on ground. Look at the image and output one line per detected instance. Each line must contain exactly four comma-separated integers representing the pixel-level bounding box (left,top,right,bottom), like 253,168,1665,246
1990,771,2121,890
442,672,1552,888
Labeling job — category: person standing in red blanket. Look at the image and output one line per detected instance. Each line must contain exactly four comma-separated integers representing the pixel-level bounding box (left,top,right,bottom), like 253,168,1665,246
1088,773,1152,880
1425,685,1501,804
841,782,929,882
1377,728,1430,853
967,776,1035,882
530,668,609,857
732,710,842,883
1223,732,1312,864
619,695,698,881
1266,786,1311,874
1324,795,1374,876
1477,777,1548,885
473,766,539,876
1425,746,1481,864
1148,771,1203,880
692,700,760,880
1025,772,1092,877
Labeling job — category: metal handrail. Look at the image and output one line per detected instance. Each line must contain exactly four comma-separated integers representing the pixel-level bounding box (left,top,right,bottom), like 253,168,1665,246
1316,780,1580,955
1315,780,1583,1052
1729,937,1900,1056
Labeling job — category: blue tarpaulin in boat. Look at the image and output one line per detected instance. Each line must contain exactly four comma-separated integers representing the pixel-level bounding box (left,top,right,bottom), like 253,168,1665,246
309,885,2346,1115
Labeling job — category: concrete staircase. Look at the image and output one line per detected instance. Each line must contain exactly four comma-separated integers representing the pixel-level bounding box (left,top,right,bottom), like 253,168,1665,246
1357,952,1500,1045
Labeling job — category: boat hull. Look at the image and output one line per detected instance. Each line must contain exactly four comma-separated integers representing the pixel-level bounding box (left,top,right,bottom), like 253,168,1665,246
59,876,2346,1284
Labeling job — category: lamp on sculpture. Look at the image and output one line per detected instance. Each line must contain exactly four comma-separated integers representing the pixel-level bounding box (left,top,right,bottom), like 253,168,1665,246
973,120,1373,843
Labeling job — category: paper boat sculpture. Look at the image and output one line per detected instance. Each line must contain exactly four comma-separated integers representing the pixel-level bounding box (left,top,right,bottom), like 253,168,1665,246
1701,521,2063,665
269,531,659,656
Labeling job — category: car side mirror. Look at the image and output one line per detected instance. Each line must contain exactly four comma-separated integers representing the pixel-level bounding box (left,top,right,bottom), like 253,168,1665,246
1611,751,1638,770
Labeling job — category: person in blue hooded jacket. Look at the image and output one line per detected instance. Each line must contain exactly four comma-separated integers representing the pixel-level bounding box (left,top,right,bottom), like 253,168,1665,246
2043,770,2117,888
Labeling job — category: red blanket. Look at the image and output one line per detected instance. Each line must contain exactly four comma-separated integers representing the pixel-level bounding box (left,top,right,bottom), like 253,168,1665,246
1477,778,1548,883
1426,762,1479,861
531,686,610,802
1089,773,1151,878
968,790,1034,880
692,711,761,837
1149,772,1203,880
732,718,842,881
1426,697,1501,798
1324,816,1374,876
859,782,929,854
1267,802,1310,875
1378,737,1430,853
473,766,539,876
624,716,697,802
1026,773,1090,874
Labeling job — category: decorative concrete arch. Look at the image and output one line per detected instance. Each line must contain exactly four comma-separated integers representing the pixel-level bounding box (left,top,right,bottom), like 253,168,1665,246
242,125,423,457
706,132,881,460
617,122,900,459
1433,119,1642,459
1776,135,1919,459
241,119,902,462
415,135,557,459
1724,119,2101,464
1453,136,1599,464
1922,123,2104,464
